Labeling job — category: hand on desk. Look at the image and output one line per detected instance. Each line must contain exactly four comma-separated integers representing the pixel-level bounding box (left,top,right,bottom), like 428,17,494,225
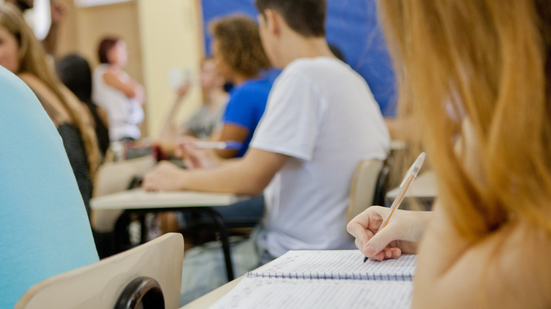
176,138,223,169
143,161,187,192
347,206,432,261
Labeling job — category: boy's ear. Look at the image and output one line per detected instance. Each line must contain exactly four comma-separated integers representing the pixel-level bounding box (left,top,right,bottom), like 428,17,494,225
263,9,281,36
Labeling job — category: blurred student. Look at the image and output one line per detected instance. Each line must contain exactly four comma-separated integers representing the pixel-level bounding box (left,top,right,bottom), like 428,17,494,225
0,3,100,217
207,15,273,159
0,64,98,309
158,57,228,155
143,0,389,264
57,54,110,158
347,0,551,307
3,0,64,55
93,37,144,142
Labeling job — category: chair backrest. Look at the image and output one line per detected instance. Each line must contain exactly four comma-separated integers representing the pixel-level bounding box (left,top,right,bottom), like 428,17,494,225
15,233,184,309
91,155,156,232
348,159,383,222
93,155,156,198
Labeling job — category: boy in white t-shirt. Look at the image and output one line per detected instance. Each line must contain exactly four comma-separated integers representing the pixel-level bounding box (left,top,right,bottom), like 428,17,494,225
144,0,390,263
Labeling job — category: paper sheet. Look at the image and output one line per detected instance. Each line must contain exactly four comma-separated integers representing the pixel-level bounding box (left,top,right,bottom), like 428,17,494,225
208,277,412,309
248,250,416,281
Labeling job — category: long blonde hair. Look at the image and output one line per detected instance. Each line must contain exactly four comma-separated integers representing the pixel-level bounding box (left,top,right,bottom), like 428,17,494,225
0,4,100,178
380,0,551,302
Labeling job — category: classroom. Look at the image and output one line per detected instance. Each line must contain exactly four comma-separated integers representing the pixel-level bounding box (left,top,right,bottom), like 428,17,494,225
1,0,549,308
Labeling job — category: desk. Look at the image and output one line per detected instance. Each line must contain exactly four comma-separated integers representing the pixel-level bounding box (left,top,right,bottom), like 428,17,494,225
181,277,244,309
91,189,239,281
385,171,438,209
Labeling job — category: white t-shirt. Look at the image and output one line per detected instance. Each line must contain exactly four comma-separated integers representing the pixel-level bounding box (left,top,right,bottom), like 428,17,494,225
250,57,390,257
92,64,144,141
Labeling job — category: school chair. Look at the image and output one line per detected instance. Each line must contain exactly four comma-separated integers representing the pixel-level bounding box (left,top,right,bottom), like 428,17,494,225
14,233,184,309
91,155,156,233
347,159,384,222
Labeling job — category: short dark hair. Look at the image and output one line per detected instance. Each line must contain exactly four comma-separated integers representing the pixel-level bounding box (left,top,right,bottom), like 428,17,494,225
209,15,271,78
255,0,326,37
97,37,119,64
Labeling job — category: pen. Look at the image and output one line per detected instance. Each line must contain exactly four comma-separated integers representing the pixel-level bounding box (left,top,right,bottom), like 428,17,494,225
192,141,243,150
363,152,426,263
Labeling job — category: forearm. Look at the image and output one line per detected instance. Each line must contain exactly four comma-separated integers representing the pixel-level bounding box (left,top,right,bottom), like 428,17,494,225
161,100,184,138
178,160,264,195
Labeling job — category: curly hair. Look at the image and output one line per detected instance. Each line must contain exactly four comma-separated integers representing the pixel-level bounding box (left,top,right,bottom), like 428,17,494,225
209,15,271,78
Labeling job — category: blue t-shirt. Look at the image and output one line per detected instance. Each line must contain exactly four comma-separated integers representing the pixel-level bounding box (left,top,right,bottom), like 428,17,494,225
223,74,275,157
0,66,99,309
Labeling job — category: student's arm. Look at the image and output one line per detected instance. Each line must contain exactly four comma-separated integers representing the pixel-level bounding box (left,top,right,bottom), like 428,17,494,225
215,124,250,158
103,72,143,101
142,148,288,195
160,82,191,139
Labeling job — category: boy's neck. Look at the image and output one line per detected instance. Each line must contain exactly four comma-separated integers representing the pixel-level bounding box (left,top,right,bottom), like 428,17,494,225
278,34,334,68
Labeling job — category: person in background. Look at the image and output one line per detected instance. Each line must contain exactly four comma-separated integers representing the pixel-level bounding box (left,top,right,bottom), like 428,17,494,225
0,3,100,217
347,0,551,307
144,0,389,264
208,15,273,159
93,37,144,142
4,0,65,55
57,54,110,158
158,57,229,155
0,64,98,309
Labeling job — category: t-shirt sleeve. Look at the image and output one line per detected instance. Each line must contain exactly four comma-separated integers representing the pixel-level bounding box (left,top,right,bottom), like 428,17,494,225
250,74,325,161
222,86,264,133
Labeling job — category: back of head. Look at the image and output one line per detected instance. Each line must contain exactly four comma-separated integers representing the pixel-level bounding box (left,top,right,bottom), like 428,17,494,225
98,37,119,64
380,0,551,303
255,0,326,37
56,54,93,105
209,15,271,78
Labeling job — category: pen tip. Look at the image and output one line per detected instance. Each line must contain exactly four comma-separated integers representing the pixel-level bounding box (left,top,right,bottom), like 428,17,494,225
363,257,368,263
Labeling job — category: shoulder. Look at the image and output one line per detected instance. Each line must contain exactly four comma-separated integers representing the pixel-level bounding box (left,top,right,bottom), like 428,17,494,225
228,79,272,105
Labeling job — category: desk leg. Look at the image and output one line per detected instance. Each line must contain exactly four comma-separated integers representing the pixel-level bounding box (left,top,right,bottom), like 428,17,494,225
202,208,235,282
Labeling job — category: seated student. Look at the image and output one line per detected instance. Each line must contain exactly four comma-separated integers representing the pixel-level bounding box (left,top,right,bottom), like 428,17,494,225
0,3,100,217
207,15,273,159
57,54,111,158
0,65,98,309
347,0,551,307
93,37,145,142
143,0,390,264
158,57,229,155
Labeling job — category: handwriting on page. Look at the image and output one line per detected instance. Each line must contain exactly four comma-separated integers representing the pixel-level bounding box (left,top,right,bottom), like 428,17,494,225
249,250,417,281
209,277,413,309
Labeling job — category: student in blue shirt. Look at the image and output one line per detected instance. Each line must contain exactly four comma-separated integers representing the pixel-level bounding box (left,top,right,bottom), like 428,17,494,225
0,65,98,308
209,15,274,158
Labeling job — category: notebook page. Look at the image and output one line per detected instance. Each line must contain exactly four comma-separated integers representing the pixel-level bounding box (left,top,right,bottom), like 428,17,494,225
208,277,412,309
248,250,416,281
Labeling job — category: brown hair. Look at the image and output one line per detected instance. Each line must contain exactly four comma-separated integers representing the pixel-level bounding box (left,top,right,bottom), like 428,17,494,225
0,4,100,178
98,37,119,64
255,0,326,37
380,0,551,304
209,15,271,78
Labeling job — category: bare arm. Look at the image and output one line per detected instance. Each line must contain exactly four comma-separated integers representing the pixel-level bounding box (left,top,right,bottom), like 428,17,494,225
103,72,144,103
142,149,288,195
215,124,250,159
160,83,191,139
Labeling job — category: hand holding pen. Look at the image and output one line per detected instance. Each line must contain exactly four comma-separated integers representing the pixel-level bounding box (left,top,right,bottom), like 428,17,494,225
175,139,243,170
347,153,432,261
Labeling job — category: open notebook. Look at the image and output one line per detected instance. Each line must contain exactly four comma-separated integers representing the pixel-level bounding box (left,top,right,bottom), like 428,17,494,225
209,250,417,309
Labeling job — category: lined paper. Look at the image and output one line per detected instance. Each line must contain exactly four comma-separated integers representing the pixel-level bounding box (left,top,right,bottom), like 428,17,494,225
209,277,413,309
248,250,416,281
